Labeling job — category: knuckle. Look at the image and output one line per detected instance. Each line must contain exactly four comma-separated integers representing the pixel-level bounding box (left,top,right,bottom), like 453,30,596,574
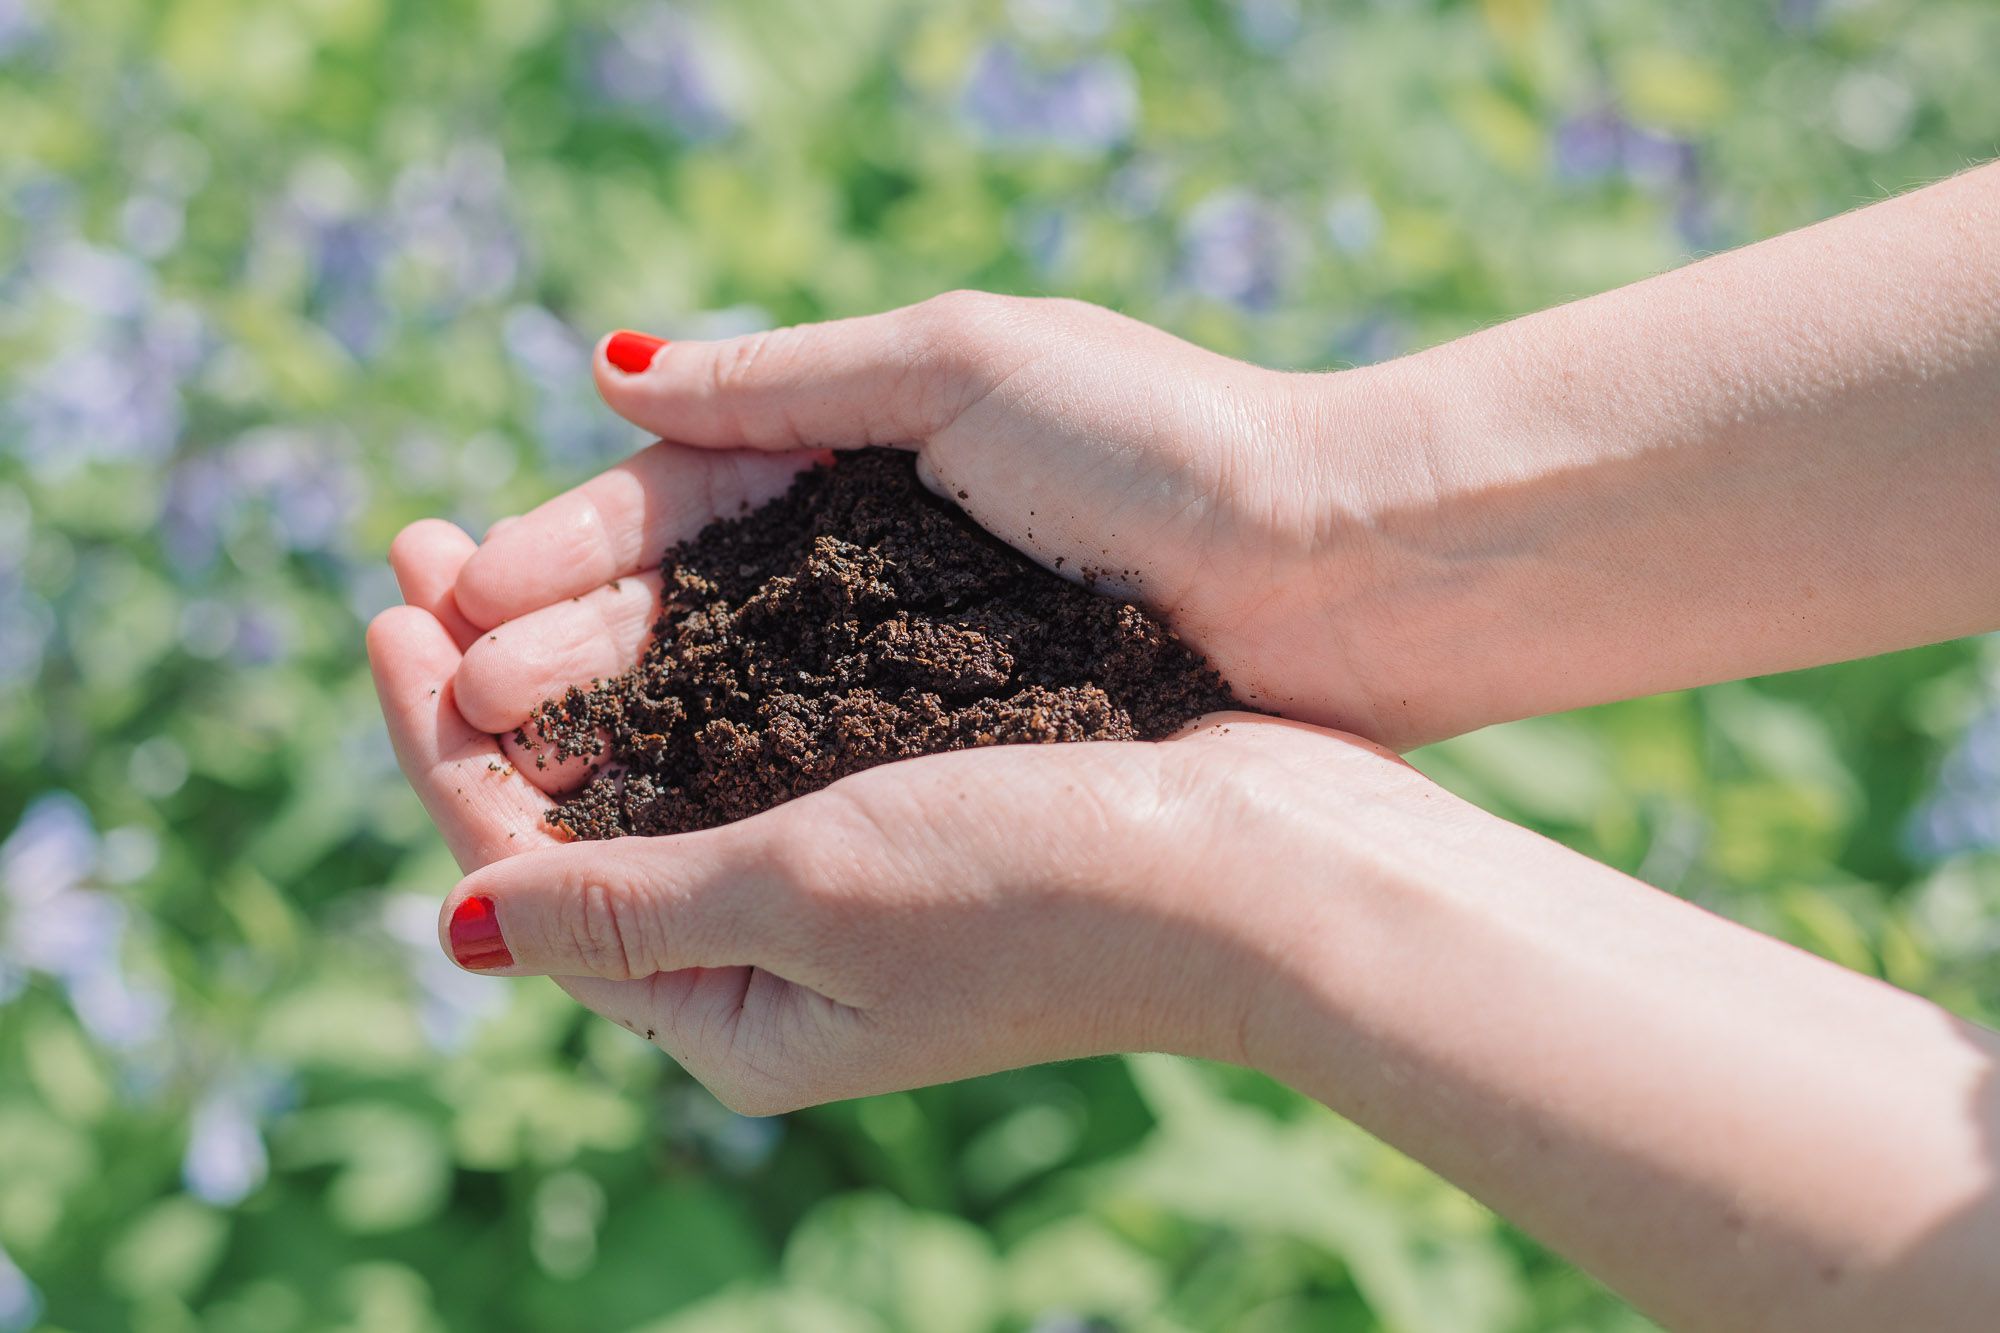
1037,295,1104,328
914,288,1006,343
707,329,776,398
559,876,651,980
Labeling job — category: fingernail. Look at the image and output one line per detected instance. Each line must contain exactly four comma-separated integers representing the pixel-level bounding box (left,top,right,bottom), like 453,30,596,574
605,330,667,375
449,894,514,971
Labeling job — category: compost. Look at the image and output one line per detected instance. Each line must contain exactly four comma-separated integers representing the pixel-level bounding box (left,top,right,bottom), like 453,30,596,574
529,448,1244,839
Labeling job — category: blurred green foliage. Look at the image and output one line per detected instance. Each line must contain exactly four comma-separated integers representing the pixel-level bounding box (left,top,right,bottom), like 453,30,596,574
3,0,1998,1328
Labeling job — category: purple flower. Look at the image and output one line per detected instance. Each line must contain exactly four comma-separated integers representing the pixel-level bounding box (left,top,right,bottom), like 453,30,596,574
1177,189,1298,311
40,239,152,318
961,42,1137,153
6,245,208,475
0,0,42,60
389,145,525,312
504,303,592,384
162,428,367,571
230,602,291,667
182,1071,287,1205
1552,103,1699,192
1622,127,1699,192
63,958,169,1049
1,792,97,902
503,305,633,468
586,2,737,141
249,162,394,356
0,794,169,1049
0,1240,42,1333
1552,107,1626,181
1909,698,2000,860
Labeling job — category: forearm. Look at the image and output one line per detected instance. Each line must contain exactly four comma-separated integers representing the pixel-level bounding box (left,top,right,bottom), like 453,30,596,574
1316,161,2000,743
1233,783,2000,1331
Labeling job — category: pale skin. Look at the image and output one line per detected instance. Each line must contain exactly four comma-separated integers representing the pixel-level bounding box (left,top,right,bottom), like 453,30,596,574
369,162,2000,1330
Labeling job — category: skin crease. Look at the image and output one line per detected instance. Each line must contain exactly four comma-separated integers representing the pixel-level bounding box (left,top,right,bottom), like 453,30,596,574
370,162,2000,1331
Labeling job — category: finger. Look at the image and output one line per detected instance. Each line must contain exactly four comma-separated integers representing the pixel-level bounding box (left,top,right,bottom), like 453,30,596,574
438,828,817,984
453,440,814,629
388,523,602,791
366,604,559,871
455,571,664,734
388,519,481,650
369,603,676,1041
591,291,1031,454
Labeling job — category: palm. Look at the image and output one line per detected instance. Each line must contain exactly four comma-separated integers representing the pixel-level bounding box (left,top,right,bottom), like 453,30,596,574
368,454,801,1034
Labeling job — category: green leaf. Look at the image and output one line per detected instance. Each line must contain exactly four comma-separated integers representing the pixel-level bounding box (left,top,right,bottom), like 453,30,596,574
104,1197,228,1303
783,1193,999,1333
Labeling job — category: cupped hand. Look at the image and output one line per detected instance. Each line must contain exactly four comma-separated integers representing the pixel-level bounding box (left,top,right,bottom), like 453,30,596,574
371,524,1415,1109
444,293,1427,760
431,708,1415,1114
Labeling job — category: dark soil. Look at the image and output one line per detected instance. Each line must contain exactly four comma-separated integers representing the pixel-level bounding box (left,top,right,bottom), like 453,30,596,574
527,449,1244,839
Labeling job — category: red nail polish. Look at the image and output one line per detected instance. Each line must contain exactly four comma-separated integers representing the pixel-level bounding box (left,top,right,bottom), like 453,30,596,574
605,330,667,375
450,894,514,971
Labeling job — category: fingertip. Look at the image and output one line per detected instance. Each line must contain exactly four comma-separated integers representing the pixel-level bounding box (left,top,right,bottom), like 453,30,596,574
389,520,477,602
453,630,534,734
442,888,516,973
366,603,456,674
603,329,669,377
452,546,504,630
390,517,476,568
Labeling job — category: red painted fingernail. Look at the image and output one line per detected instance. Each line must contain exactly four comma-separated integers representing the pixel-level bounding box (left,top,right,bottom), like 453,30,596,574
605,330,667,374
449,894,514,971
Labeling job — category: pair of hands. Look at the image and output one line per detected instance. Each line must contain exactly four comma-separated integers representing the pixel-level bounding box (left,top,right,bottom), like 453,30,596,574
369,292,1444,1112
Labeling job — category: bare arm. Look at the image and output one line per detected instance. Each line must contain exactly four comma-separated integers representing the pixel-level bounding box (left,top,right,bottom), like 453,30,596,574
1323,161,2000,741
1237,761,2000,1332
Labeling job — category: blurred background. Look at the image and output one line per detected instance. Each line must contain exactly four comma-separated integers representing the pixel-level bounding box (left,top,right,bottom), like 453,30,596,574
3,0,1999,1328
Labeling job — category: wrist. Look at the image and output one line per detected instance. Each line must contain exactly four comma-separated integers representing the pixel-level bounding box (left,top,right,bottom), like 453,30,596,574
1142,724,1454,1075
1281,351,1518,747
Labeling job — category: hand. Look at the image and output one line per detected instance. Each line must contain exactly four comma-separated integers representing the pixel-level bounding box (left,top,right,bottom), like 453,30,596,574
369,472,1413,1113
429,709,1415,1115
442,293,1431,758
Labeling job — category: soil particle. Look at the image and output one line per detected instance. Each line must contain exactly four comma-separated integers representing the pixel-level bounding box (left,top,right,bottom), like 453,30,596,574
531,449,1245,839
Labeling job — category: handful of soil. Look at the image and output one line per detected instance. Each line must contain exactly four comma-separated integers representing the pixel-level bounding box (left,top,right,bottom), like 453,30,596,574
529,449,1244,839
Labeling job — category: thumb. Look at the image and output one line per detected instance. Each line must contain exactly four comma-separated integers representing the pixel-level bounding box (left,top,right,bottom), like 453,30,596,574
438,827,811,981
593,291,1039,452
